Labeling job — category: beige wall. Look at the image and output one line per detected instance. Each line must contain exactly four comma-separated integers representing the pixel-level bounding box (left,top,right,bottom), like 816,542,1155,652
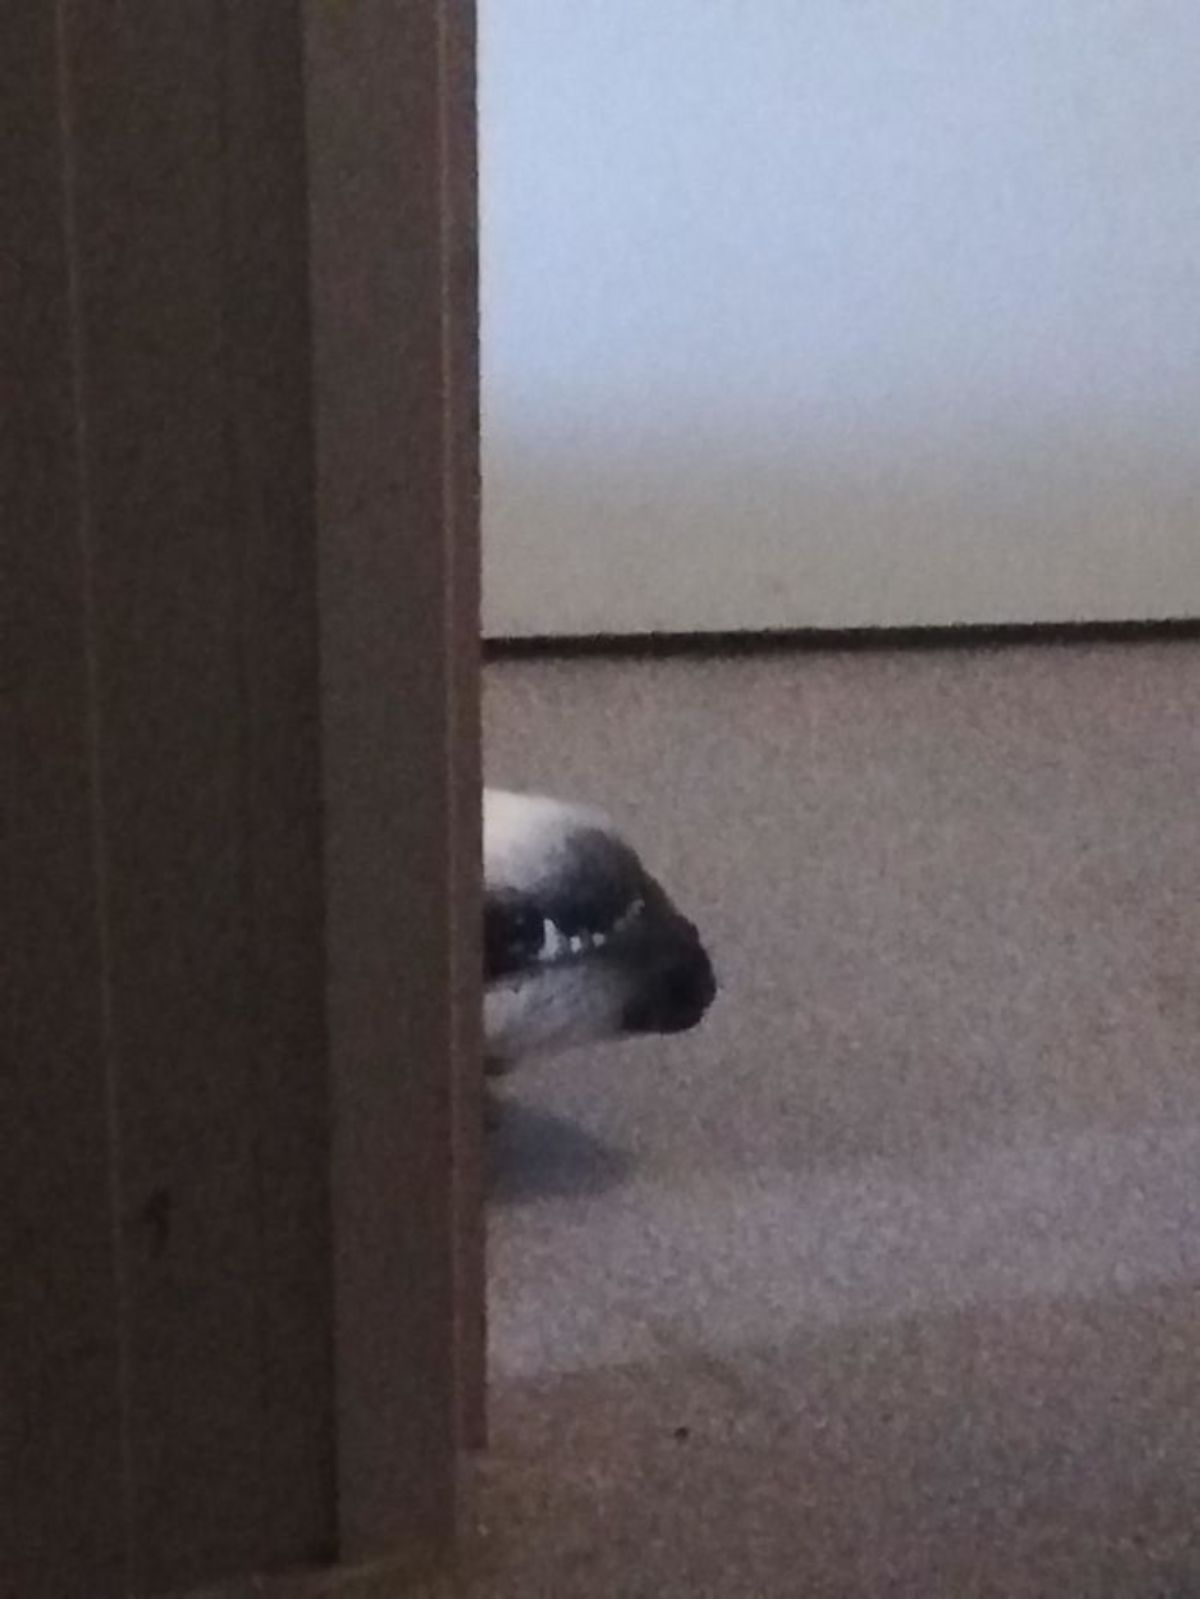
482,0,1200,636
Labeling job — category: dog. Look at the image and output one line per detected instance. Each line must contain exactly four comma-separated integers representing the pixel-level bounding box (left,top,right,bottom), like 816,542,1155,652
483,788,716,1076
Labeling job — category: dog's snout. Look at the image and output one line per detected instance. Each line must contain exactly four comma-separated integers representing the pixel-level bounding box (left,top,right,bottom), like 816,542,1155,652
622,922,717,1037
658,945,717,1031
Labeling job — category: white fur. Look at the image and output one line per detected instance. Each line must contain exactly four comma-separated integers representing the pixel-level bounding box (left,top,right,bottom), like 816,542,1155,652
483,962,627,1066
483,787,612,894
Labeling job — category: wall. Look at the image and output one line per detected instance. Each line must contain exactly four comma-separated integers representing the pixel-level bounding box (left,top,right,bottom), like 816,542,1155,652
481,0,1200,637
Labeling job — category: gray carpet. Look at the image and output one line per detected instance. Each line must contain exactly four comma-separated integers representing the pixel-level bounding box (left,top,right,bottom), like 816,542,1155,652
462,640,1200,1597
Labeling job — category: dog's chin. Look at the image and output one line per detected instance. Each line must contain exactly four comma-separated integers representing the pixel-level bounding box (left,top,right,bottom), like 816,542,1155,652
487,1022,627,1077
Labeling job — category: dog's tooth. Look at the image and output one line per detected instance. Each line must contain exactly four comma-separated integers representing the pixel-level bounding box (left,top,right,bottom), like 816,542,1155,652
613,896,645,934
568,934,585,954
591,931,607,948
541,918,567,959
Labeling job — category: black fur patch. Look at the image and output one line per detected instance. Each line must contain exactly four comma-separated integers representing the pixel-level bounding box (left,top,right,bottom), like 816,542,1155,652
483,891,545,980
535,827,647,939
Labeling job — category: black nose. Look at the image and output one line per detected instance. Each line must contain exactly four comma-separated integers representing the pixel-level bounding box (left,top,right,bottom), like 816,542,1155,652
622,926,717,1037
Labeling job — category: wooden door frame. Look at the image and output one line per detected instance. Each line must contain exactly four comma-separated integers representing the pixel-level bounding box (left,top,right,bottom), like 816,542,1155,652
306,0,486,1567
3,0,482,1593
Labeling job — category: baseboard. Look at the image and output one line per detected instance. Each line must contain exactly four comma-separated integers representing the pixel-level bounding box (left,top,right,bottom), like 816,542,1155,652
485,616,1200,662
